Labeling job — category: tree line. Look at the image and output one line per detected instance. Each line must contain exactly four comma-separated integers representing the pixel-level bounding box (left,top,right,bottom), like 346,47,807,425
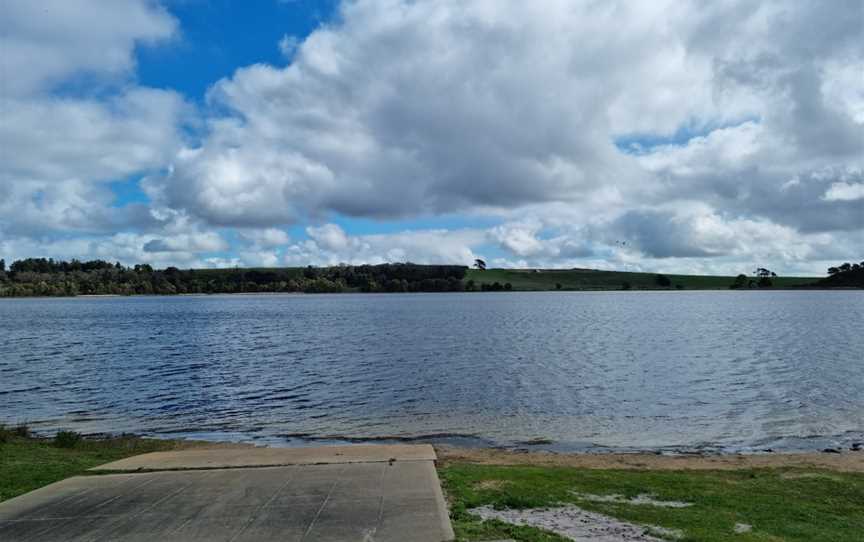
729,267,778,289
0,258,468,297
819,261,864,288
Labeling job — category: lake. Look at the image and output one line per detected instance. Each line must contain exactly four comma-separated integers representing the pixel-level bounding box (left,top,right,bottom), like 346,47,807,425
2,291,862,453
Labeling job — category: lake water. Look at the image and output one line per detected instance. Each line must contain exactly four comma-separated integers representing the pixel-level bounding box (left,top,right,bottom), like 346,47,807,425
2,291,862,453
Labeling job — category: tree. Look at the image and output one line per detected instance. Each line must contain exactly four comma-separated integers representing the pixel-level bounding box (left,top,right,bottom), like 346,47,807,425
474,259,486,271
0,259,5,272
731,274,748,289
754,267,776,288
819,259,864,287
655,274,672,288
621,281,632,290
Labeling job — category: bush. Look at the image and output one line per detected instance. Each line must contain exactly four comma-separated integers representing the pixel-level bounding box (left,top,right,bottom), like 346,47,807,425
0,423,29,443
14,423,30,438
730,274,749,289
54,430,82,448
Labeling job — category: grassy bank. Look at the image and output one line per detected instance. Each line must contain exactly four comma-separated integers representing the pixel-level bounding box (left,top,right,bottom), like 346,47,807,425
440,463,864,541
465,268,815,291
0,428,188,503
5,428,862,541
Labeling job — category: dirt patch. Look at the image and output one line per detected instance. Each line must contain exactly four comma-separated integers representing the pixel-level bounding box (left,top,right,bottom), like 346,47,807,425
779,471,847,482
469,504,677,541
435,445,864,472
734,523,753,534
473,479,512,491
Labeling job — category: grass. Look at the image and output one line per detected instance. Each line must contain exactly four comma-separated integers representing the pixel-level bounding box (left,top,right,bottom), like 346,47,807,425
440,463,864,542
0,429,183,503
4,427,860,541
465,268,816,291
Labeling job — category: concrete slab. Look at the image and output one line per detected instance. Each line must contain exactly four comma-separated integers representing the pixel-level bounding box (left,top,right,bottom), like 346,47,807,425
0,446,454,541
90,444,436,472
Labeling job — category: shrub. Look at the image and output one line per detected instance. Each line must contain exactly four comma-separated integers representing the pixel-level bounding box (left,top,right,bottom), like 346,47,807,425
14,423,30,438
730,274,749,289
54,430,82,448
0,423,30,443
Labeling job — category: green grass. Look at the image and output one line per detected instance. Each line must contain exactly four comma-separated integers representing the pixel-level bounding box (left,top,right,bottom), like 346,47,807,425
0,432,182,503
440,464,864,542
466,268,816,291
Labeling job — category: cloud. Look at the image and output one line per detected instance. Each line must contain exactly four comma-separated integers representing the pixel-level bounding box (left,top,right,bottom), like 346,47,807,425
1,89,187,184
156,0,712,225
143,231,228,253
283,224,484,266
150,1,862,244
238,228,291,248
823,182,864,202
307,223,350,251
0,1,187,240
610,210,719,259
278,35,300,58
0,231,225,270
1,0,177,95
2,0,862,274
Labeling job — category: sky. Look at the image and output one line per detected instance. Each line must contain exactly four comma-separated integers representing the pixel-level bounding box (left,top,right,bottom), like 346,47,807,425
1,0,862,275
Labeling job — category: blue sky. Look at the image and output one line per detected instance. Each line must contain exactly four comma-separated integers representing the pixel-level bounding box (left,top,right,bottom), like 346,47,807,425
136,0,340,100
1,1,861,274
113,0,339,207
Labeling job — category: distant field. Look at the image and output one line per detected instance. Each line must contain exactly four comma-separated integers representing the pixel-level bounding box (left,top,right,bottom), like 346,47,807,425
465,268,816,291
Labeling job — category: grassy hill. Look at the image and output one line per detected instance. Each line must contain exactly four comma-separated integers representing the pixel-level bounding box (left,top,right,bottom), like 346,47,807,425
1,257,831,296
465,268,816,291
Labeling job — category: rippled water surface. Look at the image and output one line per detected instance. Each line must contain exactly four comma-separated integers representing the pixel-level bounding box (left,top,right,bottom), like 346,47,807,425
2,291,862,452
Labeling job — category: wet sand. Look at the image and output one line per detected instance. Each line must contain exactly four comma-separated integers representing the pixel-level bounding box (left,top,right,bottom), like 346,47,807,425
434,445,864,472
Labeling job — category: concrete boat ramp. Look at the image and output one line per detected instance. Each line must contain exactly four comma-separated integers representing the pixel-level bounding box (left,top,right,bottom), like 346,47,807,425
0,444,455,541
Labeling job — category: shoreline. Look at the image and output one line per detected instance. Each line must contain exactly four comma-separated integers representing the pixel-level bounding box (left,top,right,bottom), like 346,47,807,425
7,430,860,541
1,286,858,300
24,429,864,473
10,427,864,466
434,444,864,472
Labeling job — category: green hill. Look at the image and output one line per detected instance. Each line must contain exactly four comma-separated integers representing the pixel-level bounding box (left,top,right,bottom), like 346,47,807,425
465,268,816,291
0,257,830,297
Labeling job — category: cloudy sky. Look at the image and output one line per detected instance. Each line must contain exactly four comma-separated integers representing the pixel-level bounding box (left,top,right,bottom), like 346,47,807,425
1,0,862,275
